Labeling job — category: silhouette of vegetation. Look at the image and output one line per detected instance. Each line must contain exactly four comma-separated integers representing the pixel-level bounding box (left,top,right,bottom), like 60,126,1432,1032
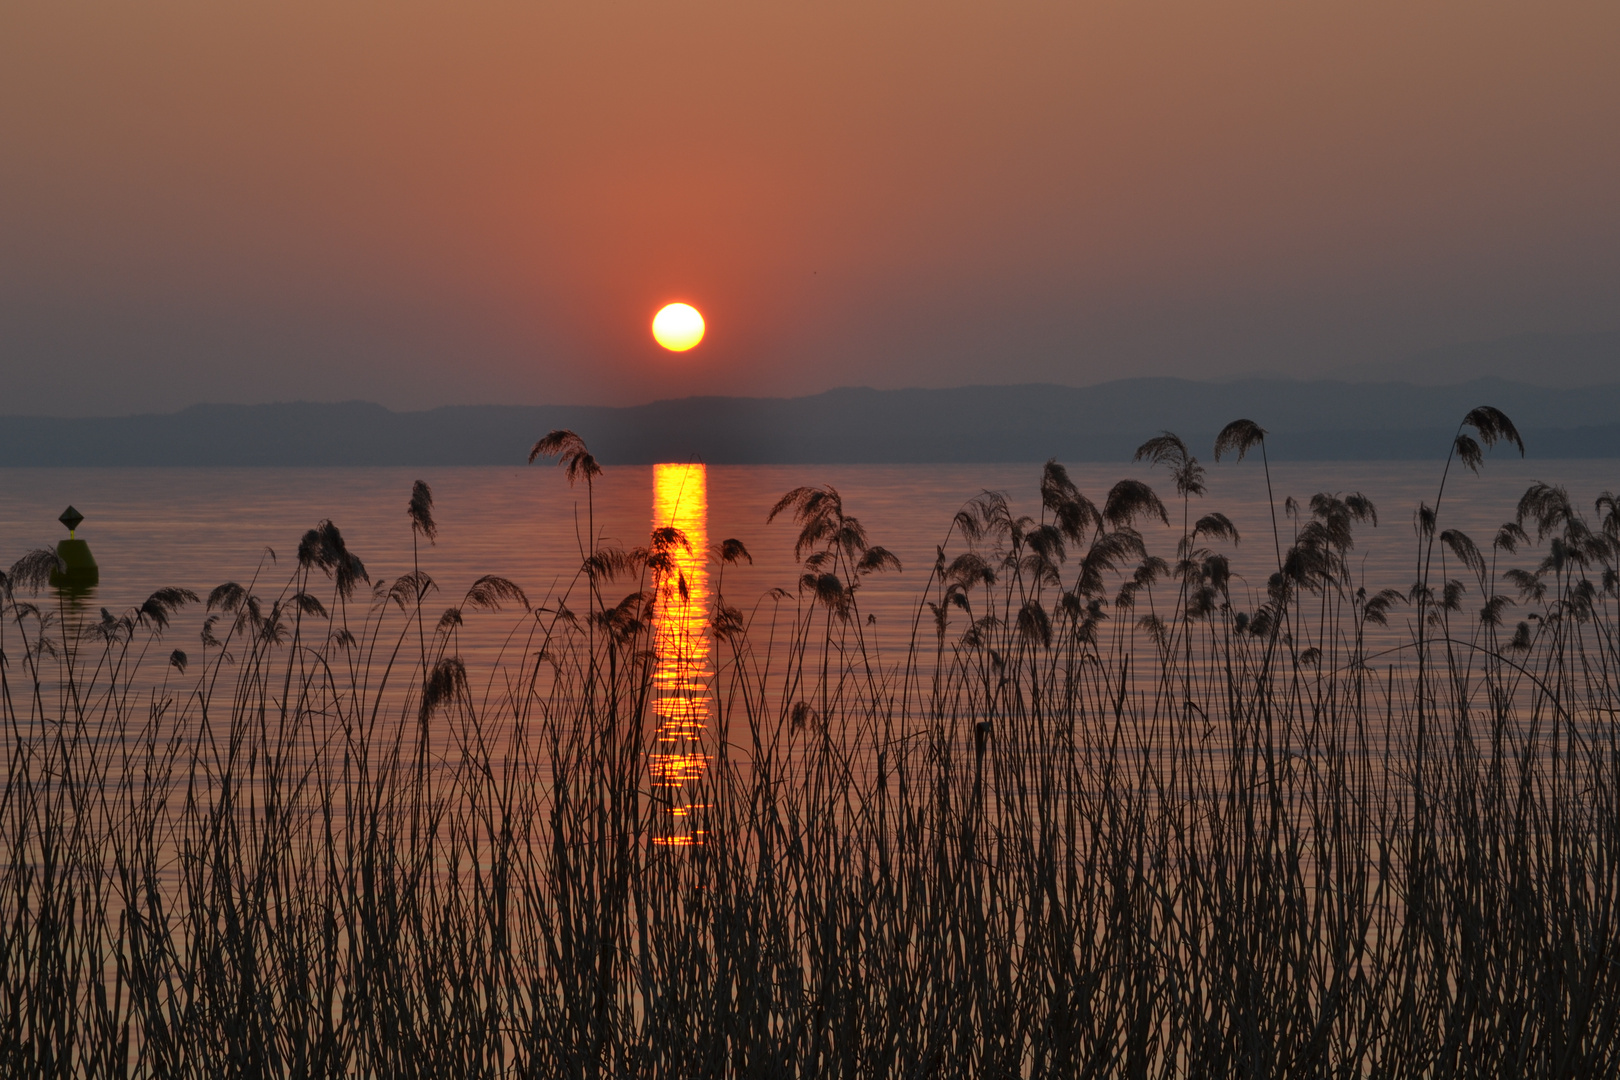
3,405,1618,1075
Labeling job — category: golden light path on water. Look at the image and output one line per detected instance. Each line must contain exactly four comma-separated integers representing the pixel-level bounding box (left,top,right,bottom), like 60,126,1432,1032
650,463,711,846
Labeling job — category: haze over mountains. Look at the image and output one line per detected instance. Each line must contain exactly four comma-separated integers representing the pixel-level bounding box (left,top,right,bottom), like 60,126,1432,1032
3,376,1618,466
1327,331,1620,387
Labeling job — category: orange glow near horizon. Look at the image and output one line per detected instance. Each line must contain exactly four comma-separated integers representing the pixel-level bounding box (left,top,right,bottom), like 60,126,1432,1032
650,463,711,846
652,303,705,352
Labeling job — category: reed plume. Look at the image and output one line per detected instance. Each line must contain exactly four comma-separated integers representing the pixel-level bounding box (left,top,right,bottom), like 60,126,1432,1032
528,428,602,487
408,478,437,544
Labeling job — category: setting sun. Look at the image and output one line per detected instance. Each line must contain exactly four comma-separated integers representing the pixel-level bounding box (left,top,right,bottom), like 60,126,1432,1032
652,303,705,352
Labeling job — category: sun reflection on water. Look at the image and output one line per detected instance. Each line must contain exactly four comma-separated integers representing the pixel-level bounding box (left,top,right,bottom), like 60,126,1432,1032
650,463,711,846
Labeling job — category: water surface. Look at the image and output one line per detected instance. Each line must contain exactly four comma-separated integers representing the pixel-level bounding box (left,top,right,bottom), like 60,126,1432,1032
2,458,1616,686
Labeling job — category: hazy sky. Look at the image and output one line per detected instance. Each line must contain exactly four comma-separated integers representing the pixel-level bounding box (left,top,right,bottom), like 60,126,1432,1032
2,1,1617,415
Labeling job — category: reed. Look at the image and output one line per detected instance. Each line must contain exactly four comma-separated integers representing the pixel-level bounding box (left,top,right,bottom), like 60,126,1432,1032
2,413,1618,1077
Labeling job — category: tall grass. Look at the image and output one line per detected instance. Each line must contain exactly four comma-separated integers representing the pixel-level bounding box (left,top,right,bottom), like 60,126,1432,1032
3,413,1619,1077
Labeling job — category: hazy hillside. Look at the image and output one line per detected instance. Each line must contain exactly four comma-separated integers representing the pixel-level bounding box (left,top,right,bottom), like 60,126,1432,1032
2,378,1617,466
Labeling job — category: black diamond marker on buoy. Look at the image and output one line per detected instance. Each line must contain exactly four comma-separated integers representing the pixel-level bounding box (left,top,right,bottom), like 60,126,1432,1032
50,505,99,592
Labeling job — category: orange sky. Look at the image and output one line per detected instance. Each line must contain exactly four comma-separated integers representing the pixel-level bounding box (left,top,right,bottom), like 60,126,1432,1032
2,1,1617,414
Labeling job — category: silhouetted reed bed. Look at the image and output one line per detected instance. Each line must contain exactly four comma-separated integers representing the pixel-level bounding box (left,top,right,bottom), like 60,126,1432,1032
4,412,1620,1077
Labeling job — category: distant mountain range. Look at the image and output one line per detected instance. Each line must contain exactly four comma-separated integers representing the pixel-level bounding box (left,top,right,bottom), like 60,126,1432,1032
2,378,1617,466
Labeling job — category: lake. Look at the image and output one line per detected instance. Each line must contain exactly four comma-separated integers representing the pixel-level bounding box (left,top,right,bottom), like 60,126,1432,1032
3,457,1616,664
6,457,1619,1071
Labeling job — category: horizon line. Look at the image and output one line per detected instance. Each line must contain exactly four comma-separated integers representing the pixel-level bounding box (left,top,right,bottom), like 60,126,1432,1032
8,371,1620,421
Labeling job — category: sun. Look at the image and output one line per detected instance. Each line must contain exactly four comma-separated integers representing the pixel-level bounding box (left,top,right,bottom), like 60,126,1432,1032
652,303,705,352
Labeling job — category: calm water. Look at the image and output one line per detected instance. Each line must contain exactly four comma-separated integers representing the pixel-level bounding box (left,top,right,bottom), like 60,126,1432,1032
3,458,1618,666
